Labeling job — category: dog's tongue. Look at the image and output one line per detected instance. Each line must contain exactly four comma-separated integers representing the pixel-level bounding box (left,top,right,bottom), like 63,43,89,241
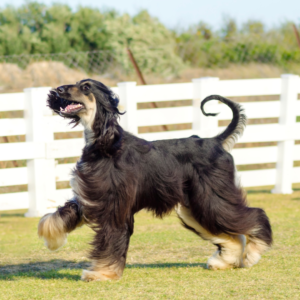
60,103,83,113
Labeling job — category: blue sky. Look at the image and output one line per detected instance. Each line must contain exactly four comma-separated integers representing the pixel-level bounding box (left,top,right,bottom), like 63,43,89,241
2,0,300,30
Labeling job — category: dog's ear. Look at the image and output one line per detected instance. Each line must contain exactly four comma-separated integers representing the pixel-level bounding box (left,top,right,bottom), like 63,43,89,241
92,93,122,134
92,91,123,155
109,92,119,108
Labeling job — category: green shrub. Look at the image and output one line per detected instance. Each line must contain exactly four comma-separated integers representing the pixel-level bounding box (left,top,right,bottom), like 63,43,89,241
0,4,183,75
1,2,300,73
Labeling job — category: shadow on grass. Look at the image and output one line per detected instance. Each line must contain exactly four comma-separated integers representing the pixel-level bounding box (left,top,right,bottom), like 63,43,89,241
246,189,271,194
245,184,300,194
0,212,25,218
0,260,206,281
127,262,206,269
0,260,90,281
0,209,27,218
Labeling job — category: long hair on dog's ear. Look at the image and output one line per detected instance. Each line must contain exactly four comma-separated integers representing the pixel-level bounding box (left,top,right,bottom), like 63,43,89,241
91,82,124,156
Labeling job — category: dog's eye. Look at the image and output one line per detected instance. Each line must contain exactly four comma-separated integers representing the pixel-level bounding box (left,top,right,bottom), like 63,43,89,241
82,85,90,91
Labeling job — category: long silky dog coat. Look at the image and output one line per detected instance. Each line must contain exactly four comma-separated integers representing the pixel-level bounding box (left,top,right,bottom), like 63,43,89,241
38,79,272,282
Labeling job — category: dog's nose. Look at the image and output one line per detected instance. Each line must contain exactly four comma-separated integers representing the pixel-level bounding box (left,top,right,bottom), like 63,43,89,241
57,86,65,93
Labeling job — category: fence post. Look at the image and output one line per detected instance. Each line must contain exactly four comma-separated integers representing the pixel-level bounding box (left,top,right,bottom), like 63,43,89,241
272,74,299,194
117,82,138,135
192,77,220,137
24,87,56,217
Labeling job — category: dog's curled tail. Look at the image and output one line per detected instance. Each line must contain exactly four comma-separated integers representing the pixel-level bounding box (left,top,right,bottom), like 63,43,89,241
38,199,83,251
201,95,247,152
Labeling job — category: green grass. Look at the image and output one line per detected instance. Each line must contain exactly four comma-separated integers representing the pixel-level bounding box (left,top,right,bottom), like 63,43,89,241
1,187,300,300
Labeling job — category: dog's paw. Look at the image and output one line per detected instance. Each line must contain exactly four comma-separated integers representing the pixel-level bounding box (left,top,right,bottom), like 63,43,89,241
81,269,121,282
81,270,102,282
207,258,232,270
242,239,269,268
243,252,261,268
207,252,237,270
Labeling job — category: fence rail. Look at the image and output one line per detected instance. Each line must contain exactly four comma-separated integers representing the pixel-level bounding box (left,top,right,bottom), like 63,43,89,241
0,75,299,216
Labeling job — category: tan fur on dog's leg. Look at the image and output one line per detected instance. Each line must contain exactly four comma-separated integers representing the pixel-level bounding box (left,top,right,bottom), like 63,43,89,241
243,235,270,267
38,213,67,251
81,259,125,282
176,204,245,270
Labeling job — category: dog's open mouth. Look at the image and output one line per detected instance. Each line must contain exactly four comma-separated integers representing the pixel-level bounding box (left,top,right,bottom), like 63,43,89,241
48,90,85,116
60,102,84,114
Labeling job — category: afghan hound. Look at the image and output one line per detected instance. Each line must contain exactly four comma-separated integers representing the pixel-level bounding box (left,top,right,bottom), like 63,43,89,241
38,79,272,282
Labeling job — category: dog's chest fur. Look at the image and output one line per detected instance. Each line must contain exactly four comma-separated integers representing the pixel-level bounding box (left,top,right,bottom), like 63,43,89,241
69,129,105,205
70,162,90,206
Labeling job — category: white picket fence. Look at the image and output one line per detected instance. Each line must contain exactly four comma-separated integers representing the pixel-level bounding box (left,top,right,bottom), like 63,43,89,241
0,75,300,216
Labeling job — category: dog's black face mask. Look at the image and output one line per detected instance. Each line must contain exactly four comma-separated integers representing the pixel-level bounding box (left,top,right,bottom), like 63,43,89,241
47,79,121,129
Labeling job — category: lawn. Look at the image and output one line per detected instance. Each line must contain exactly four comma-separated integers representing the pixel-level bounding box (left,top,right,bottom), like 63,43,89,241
1,186,300,300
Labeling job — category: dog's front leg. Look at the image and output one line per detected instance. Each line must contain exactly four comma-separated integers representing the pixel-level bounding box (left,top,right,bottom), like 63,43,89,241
81,221,133,282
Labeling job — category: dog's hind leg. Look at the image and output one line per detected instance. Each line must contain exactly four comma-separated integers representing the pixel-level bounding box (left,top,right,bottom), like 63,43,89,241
242,207,272,267
176,204,245,270
38,198,83,251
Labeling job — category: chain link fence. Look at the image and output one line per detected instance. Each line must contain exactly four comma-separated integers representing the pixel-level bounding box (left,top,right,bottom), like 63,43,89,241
0,46,299,93
0,50,129,93
0,47,186,93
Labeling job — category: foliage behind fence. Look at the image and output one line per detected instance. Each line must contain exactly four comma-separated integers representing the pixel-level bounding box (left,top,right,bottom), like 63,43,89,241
1,2,300,71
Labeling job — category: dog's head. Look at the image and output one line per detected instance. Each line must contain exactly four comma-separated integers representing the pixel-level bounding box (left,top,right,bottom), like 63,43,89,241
48,79,121,131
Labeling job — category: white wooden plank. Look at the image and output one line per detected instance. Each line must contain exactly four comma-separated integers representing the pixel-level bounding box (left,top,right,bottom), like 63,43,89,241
238,169,276,187
232,147,277,165
0,93,25,112
232,145,300,165
55,188,73,206
41,188,74,211
237,167,300,187
218,123,300,143
137,107,193,127
55,163,76,182
0,168,299,211
296,100,300,112
0,118,26,136
48,115,84,133
293,167,300,183
137,130,195,141
0,101,293,137
0,88,119,113
0,189,73,211
46,138,85,159
55,147,299,184
138,123,300,143
295,145,300,161
0,192,29,211
0,142,45,161
0,146,296,187
39,188,74,210
217,101,280,120
134,83,193,103
0,167,27,187
110,87,119,94
269,75,298,194
0,79,293,112
219,78,282,97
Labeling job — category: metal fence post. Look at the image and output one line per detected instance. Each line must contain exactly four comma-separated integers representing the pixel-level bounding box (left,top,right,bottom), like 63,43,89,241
192,77,220,137
272,74,299,194
24,87,56,217
117,82,138,135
